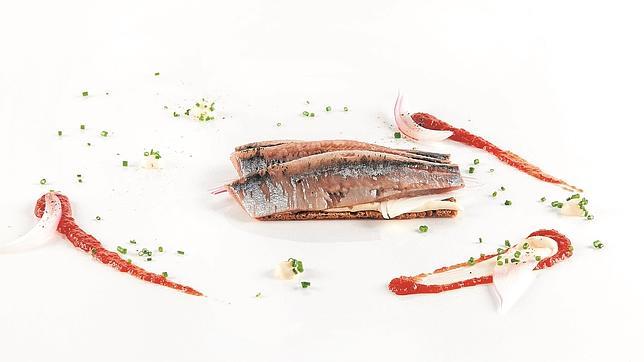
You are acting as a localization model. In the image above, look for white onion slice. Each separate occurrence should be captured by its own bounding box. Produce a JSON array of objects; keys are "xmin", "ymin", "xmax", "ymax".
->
[
  {"xmin": 394, "ymin": 93, "xmax": 453, "ymax": 142},
  {"xmin": 493, "ymin": 236, "xmax": 558, "ymax": 313},
  {"xmin": 0, "ymin": 193, "xmax": 62, "ymax": 252}
]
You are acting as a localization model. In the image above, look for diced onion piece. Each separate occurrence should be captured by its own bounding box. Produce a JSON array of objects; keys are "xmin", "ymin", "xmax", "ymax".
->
[
  {"xmin": 560, "ymin": 200, "xmax": 585, "ymax": 217},
  {"xmin": 394, "ymin": 93, "xmax": 452, "ymax": 142},
  {"xmin": 274, "ymin": 260, "xmax": 297, "ymax": 280}
]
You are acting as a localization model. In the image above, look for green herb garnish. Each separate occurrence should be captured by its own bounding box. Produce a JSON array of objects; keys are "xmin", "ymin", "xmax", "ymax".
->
[
  {"xmin": 592, "ymin": 240, "xmax": 604, "ymax": 249},
  {"xmin": 394, "ymin": 132, "xmax": 402, "ymax": 139},
  {"xmin": 504, "ymin": 200, "xmax": 512, "ymax": 206},
  {"xmin": 418, "ymin": 225, "xmax": 428, "ymax": 233},
  {"xmin": 473, "ymin": 159, "xmax": 480, "ymax": 165},
  {"xmin": 40, "ymin": 178, "xmax": 47, "ymax": 185},
  {"xmin": 117, "ymin": 246, "xmax": 127, "ymax": 254},
  {"xmin": 122, "ymin": 160, "xmax": 128, "ymax": 167},
  {"xmin": 301, "ymin": 281, "xmax": 311, "ymax": 288},
  {"xmin": 468, "ymin": 167, "xmax": 475, "ymax": 174},
  {"xmin": 82, "ymin": 91, "xmax": 88, "ymax": 97},
  {"xmin": 325, "ymin": 106, "xmax": 331, "ymax": 112},
  {"xmin": 100, "ymin": 130, "xmax": 108, "ymax": 137}
]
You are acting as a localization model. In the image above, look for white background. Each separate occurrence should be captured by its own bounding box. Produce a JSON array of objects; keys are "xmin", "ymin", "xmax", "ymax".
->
[{"xmin": 0, "ymin": 1, "xmax": 641, "ymax": 361}]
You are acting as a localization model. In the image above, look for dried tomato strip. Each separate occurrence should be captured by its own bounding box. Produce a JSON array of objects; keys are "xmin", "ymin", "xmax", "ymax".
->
[
  {"xmin": 35, "ymin": 193, "xmax": 203, "ymax": 296},
  {"xmin": 411, "ymin": 112, "xmax": 582, "ymax": 192},
  {"xmin": 388, "ymin": 229, "xmax": 572, "ymax": 295}
]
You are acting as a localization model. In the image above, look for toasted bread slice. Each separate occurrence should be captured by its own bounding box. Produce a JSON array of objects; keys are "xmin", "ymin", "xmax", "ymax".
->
[{"xmin": 258, "ymin": 197, "xmax": 458, "ymax": 221}]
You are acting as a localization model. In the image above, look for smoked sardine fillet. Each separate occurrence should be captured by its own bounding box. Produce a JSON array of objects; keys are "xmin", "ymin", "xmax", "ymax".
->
[
  {"xmin": 231, "ymin": 140, "xmax": 451, "ymax": 177},
  {"xmin": 225, "ymin": 150, "xmax": 463, "ymax": 219}
]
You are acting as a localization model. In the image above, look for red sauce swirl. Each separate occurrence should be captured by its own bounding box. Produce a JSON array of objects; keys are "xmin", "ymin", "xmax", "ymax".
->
[
  {"xmin": 35, "ymin": 193, "xmax": 203, "ymax": 296},
  {"xmin": 388, "ymin": 229, "xmax": 572, "ymax": 295}
]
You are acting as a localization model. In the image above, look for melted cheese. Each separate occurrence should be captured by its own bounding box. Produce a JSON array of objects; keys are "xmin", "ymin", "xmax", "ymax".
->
[{"xmin": 324, "ymin": 195, "xmax": 461, "ymax": 219}]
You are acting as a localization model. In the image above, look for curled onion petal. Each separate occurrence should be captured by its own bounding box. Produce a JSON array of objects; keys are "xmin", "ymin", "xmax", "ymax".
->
[
  {"xmin": 394, "ymin": 93, "xmax": 452, "ymax": 142},
  {"xmin": 492, "ymin": 236, "xmax": 558, "ymax": 313},
  {"xmin": 0, "ymin": 192, "xmax": 61, "ymax": 252}
]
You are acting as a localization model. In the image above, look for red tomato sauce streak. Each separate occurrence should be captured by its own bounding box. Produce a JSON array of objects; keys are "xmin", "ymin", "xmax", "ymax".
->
[
  {"xmin": 35, "ymin": 193, "xmax": 203, "ymax": 296},
  {"xmin": 388, "ymin": 229, "xmax": 572, "ymax": 295},
  {"xmin": 411, "ymin": 112, "xmax": 582, "ymax": 192}
]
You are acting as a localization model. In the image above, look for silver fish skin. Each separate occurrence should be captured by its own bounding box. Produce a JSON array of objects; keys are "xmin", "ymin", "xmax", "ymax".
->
[
  {"xmin": 227, "ymin": 150, "xmax": 463, "ymax": 218},
  {"xmin": 230, "ymin": 140, "xmax": 451, "ymax": 177}
]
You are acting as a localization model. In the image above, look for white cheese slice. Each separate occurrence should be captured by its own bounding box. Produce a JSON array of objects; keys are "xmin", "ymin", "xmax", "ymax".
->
[{"xmin": 325, "ymin": 195, "xmax": 461, "ymax": 219}]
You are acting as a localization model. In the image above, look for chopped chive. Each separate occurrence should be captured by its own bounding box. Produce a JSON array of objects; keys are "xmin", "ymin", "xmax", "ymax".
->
[
  {"xmin": 87, "ymin": 142, "xmax": 91, "ymax": 146},
  {"xmin": 122, "ymin": 160, "xmax": 128, "ymax": 167},
  {"xmin": 40, "ymin": 178, "xmax": 47, "ymax": 185},
  {"xmin": 162, "ymin": 272, "xmax": 168, "ymax": 277},
  {"xmin": 117, "ymin": 246, "xmax": 127, "ymax": 254},
  {"xmin": 57, "ymin": 130, "xmax": 62, "ymax": 136},
  {"xmin": 158, "ymin": 246, "xmax": 164, "ymax": 252},
  {"xmin": 177, "ymin": 250, "xmax": 185, "ymax": 255},
  {"xmin": 255, "ymin": 292, "xmax": 262, "ymax": 298},
  {"xmin": 500, "ymin": 186, "xmax": 506, "ymax": 191},
  {"xmin": 504, "ymin": 240, "xmax": 511, "ymax": 247},
  {"xmin": 127, "ymin": 259, "xmax": 132, "ymax": 263},
  {"xmin": 467, "ymin": 257, "xmax": 475, "ymax": 265},
  {"xmin": 497, "ymin": 248, "xmax": 504, "ymax": 254},
  {"xmin": 100, "ymin": 130, "xmax": 108, "ymax": 137},
  {"xmin": 154, "ymin": 72, "xmax": 160, "ymax": 76},
  {"xmin": 587, "ymin": 214, "xmax": 594, "ymax": 220},
  {"xmin": 535, "ymin": 256, "xmax": 542, "ymax": 261},
  {"xmin": 146, "ymin": 257, "xmax": 152, "ymax": 261},
  {"xmin": 504, "ymin": 200, "xmax": 512, "ymax": 206},
  {"xmin": 418, "ymin": 225, "xmax": 428, "ymax": 233},
  {"xmin": 489, "ymin": 168, "xmax": 495, "ymax": 172},
  {"xmin": 276, "ymin": 122, "xmax": 282, "ymax": 127},
  {"xmin": 478, "ymin": 237, "xmax": 483, "ymax": 243},
  {"xmin": 301, "ymin": 281, "xmax": 311, "ymax": 288},
  {"xmin": 173, "ymin": 111, "xmax": 180, "ymax": 117},
  {"xmin": 82, "ymin": 91, "xmax": 88, "ymax": 97},
  {"xmin": 309, "ymin": 112, "xmax": 315, "ymax": 117},
  {"xmin": 514, "ymin": 251, "xmax": 521, "ymax": 258},
  {"xmin": 540, "ymin": 196, "xmax": 546, "ymax": 202},
  {"xmin": 592, "ymin": 240, "xmax": 604, "ymax": 249},
  {"xmin": 91, "ymin": 248, "xmax": 97, "ymax": 255},
  {"xmin": 95, "ymin": 216, "xmax": 101, "ymax": 221},
  {"xmin": 394, "ymin": 132, "xmax": 402, "ymax": 139},
  {"xmin": 505, "ymin": 258, "xmax": 509, "ymax": 264},
  {"xmin": 343, "ymin": 106, "xmax": 349, "ymax": 111},
  {"xmin": 468, "ymin": 167, "xmax": 475, "ymax": 174},
  {"xmin": 492, "ymin": 191, "xmax": 497, "ymax": 197},
  {"xmin": 473, "ymin": 159, "xmax": 480, "ymax": 165},
  {"xmin": 511, "ymin": 258, "xmax": 519, "ymax": 263},
  {"xmin": 302, "ymin": 111, "xmax": 309, "ymax": 116},
  {"xmin": 129, "ymin": 239, "xmax": 136, "ymax": 244},
  {"xmin": 497, "ymin": 260, "xmax": 504, "ymax": 266},
  {"xmin": 80, "ymin": 124, "xmax": 85, "ymax": 130},
  {"xmin": 325, "ymin": 106, "xmax": 331, "ymax": 112},
  {"xmin": 522, "ymin": 242, "xmax": 529, "ymax": 249}
]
